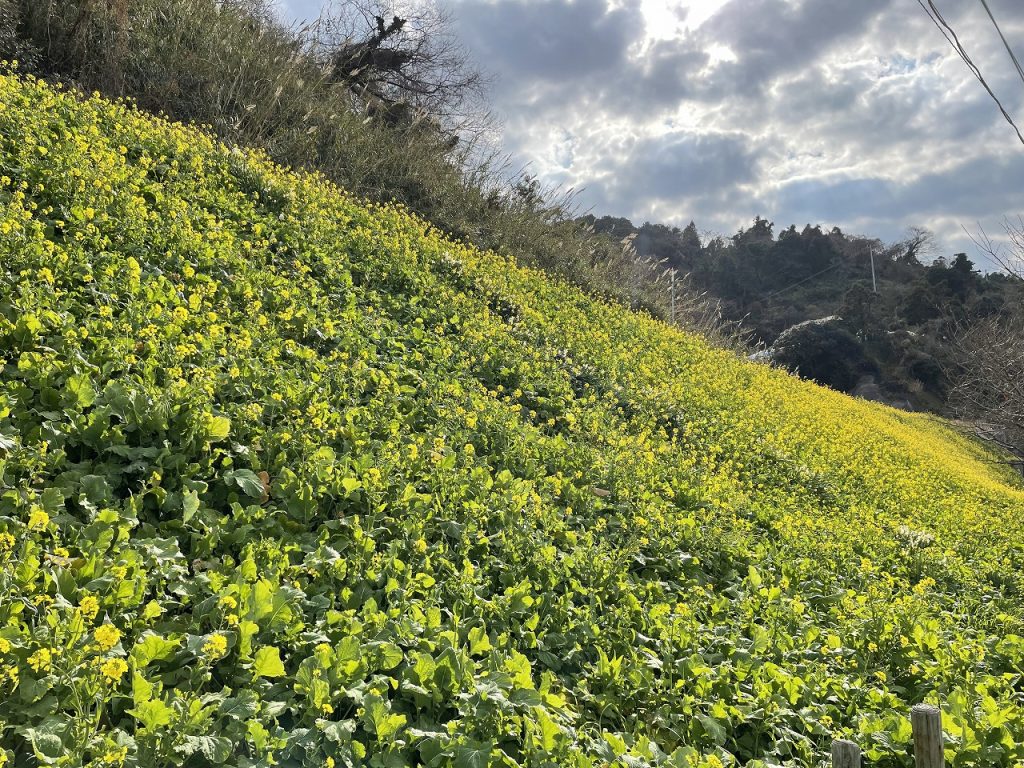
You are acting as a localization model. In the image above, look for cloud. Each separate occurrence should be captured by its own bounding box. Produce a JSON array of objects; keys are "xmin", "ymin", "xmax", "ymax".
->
[
  {"xmin": 282, "ymin": 0, "xmax": 1024, "ymax": 268},
  {"xmin": 453, "ymin": 0, "xmax": 645, "ymax": 86}
]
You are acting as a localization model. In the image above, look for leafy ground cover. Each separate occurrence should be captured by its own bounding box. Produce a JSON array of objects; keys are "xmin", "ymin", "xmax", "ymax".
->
[{"xmin": 1, "ymin": 72, "xmax": 1023, "ymax": 767}]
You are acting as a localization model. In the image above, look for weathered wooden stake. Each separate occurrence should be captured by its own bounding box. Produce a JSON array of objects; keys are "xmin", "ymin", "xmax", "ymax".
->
[
  {"xmin": 831, "ymin": 738, "xmax": 861, "ymax": 768},
  {"xmin": 911, "ymin": 703, "xmax": 944, "ymax": 768}
]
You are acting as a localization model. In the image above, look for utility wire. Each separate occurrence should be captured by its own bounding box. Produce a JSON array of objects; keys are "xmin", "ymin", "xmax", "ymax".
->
[
  {"xmin": 917, "ymin": 0, "xmax": 1024, "ymax": 146},
  {"xmin": 762, "ymin": 260, "xmax": 843, "ymax": 303},
  {"xmin": 978, "ymin": 0, "xmax": 1024, "ymax": 87}
]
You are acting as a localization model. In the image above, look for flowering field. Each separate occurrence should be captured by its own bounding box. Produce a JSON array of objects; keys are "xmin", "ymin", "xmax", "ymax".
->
[{"xmin": 0, "ymin": 72, "xmax": 1023, "ymax": 767}]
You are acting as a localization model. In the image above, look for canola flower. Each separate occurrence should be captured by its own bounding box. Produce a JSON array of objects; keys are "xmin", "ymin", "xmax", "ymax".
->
[
  {"xmin": 27, "ymin": 648, "xmax": 51, "ymax": 674},
  {"xmin": 94, "ymin": 624, "xmax": 120, "ymax": 652},
  {"xmin": 0, "ymin": 71, "xmax": 1022, "ymax": 767},
  {"xmin": 203, "ymin": 633, "xmax": 228, "ymax": 660},
  {"xmin": 100, "ymin": 658, "xmax": 128, "ymax": 685},
  {"xmin": 78, "ymin": 594, "xmax": 100, "ymax": 621},
  {"xmin": 27, "ymin": 508, "xmax": 49, "ymax": 530}
]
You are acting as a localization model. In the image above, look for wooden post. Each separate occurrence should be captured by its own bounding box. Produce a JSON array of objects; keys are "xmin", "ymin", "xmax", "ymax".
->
[
  {"xmin": 831, "ymin": 739, "xmax": 860, "ymax": 768},
  {"xmin": 911, "ymin": 703, "xmax": 944, "ymax": 768}
]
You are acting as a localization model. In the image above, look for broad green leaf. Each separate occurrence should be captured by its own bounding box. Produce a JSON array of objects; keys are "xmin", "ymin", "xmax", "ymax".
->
[
  {"xmin": 220, "ymin": 690, "xmax": 259, "ymax": 720},
  {"xmin": 205, "ymin": 414, "xmax": 231, "ymax": 441},
  {"xmin": 132, "ymin": 671, "xmax": 153, "ymax": 707},
  {"xmin": 375, "ymin": 642, "xmax": 403, "ymax": 671},
  {"xmin": 131, "ymin": 633, "xmax": 181, "ymax": 668},
  {"xmin": 453, "ymin": 741, "xmax": 493, "ymax": 768},
  {"xmin": 23, "ymin": 728, "xmax": 64, "ymax": 759},
  {"xmin": 361, "ymin": 693, "xmax": 407, "ymax": 741},
  {"xmin": 65, "ymin": 374, "xmax": 96, "ymax": 408},
  {"xmin": 321, "ymin": 719, "xmax": 356, "ymax": 743},
  {"xmin": 177, "ymin": 735, "xmax": 232, "ymax": 763},
  {"xmin": 253, "ymin": 645, "xmax": 286, "ymax": 678},
  {"xmin": 467, "ymin": 626, "xmax": 492, "ymax": 656},
  {"xmin": 182, "ymin": 489, "xmax": 200, "ymax": 523},
  {"xmin": 129, "ymin": 699, "xmax": 175, "ymax": 729},
  {"xmin": 238, "ymin": 620, "xmax": 259, "ymax": 658},
  {"xmin": 226, "ymin": 469, "xmax": 265, "ymax": 498}
]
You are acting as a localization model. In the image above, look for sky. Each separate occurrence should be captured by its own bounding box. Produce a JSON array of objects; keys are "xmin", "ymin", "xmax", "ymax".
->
[{"xmin": 279, "ymin": 0, "xmax": 1024, "ymax": 268}]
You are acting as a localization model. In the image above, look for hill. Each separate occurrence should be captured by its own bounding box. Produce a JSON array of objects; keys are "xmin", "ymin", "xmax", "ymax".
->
[
  {"xmin": 2, "ymin": 73, "xmax": 1024, "ymax": 767},
  {"xmin": 584, "ymin": 215, "xmax": 1024, "ymax": 413}
]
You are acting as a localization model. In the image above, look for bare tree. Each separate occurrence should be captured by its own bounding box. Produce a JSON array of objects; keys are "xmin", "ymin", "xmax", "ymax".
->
[
  {"xmin": 304, "ymin": 0, "xmax": 488, "ymax": 132},
  {"xmin": 900, "ymin": 226, "xmax": 937, "ymax": 265},
  {"xmin": 948, "ymin": 312, "xmax": 1024, "ymax": 465},
  {"xmin": 968, "ymin": 216, "xmax": 1024, "ymax": 279}
]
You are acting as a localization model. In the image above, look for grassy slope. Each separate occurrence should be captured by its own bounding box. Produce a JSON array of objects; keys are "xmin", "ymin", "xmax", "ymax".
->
[{"xmin": 1, "ymin": 73, "xmax": 1023, "ymax": 767}]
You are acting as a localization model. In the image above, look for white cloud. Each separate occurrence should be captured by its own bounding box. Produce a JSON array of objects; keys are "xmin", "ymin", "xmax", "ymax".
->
[{"xmin": 284, "ymin": 0, "xmax": 1024, "ymax": 267}]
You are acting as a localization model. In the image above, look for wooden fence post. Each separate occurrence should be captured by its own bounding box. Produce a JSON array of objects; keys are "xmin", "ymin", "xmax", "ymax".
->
[
  {"xmin": 831, "ymin": 738, "xmax": 861, "ymax": 768},
  {"xmin": 911, "ymin": 703, "xmax": 944, "ymax": 768}
]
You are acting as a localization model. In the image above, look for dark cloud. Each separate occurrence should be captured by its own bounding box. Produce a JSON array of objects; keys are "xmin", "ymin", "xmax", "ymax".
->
[
  {"xmin": 696, "ymin": 0, "xmax": 893, "ymax": 97},
  {"xmin": 595, "ymin": 131, "xmax": 762, "ymax": 207},
  {"xmin": 453, "ymin": 0, "xmax": 644, "ymax": 86},
  {"xmin": 281, "ymin": 0, "xmax": 1024, "ymax": 267}
]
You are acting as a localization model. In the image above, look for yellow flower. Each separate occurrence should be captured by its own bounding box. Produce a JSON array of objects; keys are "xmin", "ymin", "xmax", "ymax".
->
[
  {"xmin": 226, "ymin": 613, "xmax": 239, "ymax": 626},
  {"xmin": 78, "ymin": 595, "xmax": 100, "ymax": 621},
  {"xmin": 27, "ymin": 508, "xmax": 49, "ymax": 530},
  {"xmin": 94, "ymin": 624, "xmax": 121, "ymax": 651},
  {"xmin": 101, "ymin": 746, "xmax": 128, "ymax": 765},
  {"xmin": 0, "ymin": 533, "xmax": 13, "ymax": 552},
  {"xmin": 219, "ymin": 595, "xmax": 238, "ymax": 610},
  {"xmin": 0, "ymin": 638, "xmax": 10, "ymax": 654},
  {"xmin": 203, "ymin": 632, "xmax": 228, "ymax": 659},
  {"xmin": 28, "ymin": 647, "xmax": 52, "ymax": 673},
  {"xmin": 111, "ymin": 565, "xmax": 128, "ymax": 579},
  {"xmin": 100, "ymin": 657, "xmax": 128, "ymax": 685}
]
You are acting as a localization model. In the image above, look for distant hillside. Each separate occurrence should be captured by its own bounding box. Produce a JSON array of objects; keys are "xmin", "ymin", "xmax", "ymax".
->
[
  {"xmin": 584, "ymin": 214, "xmax": 1024, "ymax": 411},
  {"xmin": 2, "ymin": 73, "xmax": 1024, "ymax": 766}
]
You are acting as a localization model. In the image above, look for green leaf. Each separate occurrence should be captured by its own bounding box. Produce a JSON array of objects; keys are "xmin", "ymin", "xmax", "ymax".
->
[
  {"xmin": 533, "ymin": 709, "xmax": 559, "ymax": 751},
  {"xmin": 453, "ymin": 741, "xmax": 493, "ymax": 768},
  {"xmin": 747, "ymin": 565, "xmax": 762, "ymax": 588},
  {"xmin": 238, "ymin": 620, "xmax": 259, "ymax": 658},
  {"xmin": 226, "ymin": 469, "xmax": 265, "ymax": 498},
  {"xmin": 205, "ymin": 414, "xmax": 231, "ymax": 441},
  {"xmin": 697, "ymin": 713, "xmax": 727, "ymax": 745},
  {"xmin": 375, "ymin": 641, "xmax": 403, "ymax": 671},
  {"xmin": 182, "ymin": 489, "xmax": 200, "ymax": 523},
  {"xmin": 129, "ymin": 699, "xmax": 175, "ymax": 729},
  {"xmin": 253, "ymin": 645, "xmax": 286, "ymax": 678},
  {"xmin": 321, "ymin": 719, "xmax": 357, "ymax": 743},
  {"xmin": 131, "ymin": 633, "xmax": 181, "ymax": 668},
  {"xmin": 220, "ymin": 690, "xmax": 259, "ymax": 720},
  {"xmin": 65, "ymin": 374, "xmax": 96, "ymax": 408},
  {"xmin": 467, "ymin": 626, "xmax": 492, "ymax": 656},
  {"xmin": 177, "ymin": 735, "xmax": 232, "ymax": 763},
  {"xmin": 24, "ymin": 729, "xmax": 64, "ymax": 759},
  {"xmin": 361, "ymin": 693, "xmax": 407, "ymax": 741},
  {"xmin": 132, "ymin": 671, "xmax": 153, "ymax": 707}
]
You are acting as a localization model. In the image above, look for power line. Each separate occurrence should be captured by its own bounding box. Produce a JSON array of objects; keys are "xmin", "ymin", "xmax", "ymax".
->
[
  {"xmin": 978, "ymin": 0, "xmax": 1024, "ymax": 87},
  {"xmin": 917, "ymin": 0, "xmax": 1024, "ymax": 146},
  {"xmin": 762, "ymin": 260, "xmax": 843, "ymax": 303}
]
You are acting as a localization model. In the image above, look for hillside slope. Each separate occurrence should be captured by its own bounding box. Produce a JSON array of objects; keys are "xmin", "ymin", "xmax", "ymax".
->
[{"xmin": 1, "ymin": 74, "xmax": 1023, "ymax": 767}]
